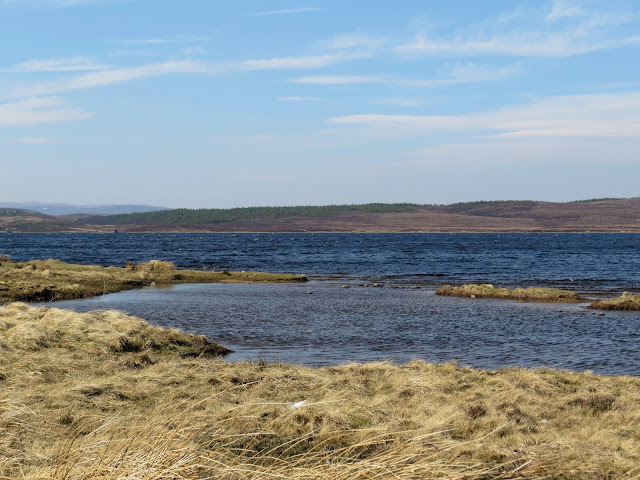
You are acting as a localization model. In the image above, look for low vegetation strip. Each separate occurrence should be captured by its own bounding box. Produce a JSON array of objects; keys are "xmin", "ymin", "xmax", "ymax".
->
[
  {"xmin": 0, "ymin": 257, "xmax": 307, "ymax": 302},
  {"xmin": 588, "ymin": 292, "xmax": 640, "ymax": 311},
  {"xmin": 1, "ymin": 303, "xmax": 638, "ymax": 479},
  {"xmin": 79, "ymin": 203, "xmax": 419, "ymax": 225},
  {"xmin": 436, "ymin": 284, "xmax": 588, "ymax": 302}
]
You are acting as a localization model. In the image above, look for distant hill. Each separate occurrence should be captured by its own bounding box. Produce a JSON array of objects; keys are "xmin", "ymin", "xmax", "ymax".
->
[
  {"xmin": 2, "ymin": 199, "xmax": 640, "ymax": 233},
  {"xmin": 0, "ymin": 202, "xmax": 168, "ymax": 216}
]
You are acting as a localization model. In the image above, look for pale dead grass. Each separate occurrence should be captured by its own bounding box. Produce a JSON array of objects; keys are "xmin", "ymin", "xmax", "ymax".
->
[
  {"xmin": 1, "ymin": 303, "xmax": 639, "ymax": 479},
  {"xmin": 588, "ymin": 292, "xmax": 640, "ymax": 311},
  {"xmin": 436, "ymin": 284, "xmax": 588, "ymax": 302},
  {"xmin": 0, "ymin": 259, "xmax": 307, "ymax": 303}
]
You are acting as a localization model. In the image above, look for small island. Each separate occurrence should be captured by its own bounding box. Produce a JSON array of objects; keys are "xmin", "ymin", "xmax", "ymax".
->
[{"xmin": 436, "ymin": 283, "xmax": 640, "ymax": 310}]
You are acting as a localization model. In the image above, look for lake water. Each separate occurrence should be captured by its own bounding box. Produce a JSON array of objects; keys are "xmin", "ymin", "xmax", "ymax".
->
[{"xmin": 2, "ymin": 233, "xmax": 639, "ymax": 375}]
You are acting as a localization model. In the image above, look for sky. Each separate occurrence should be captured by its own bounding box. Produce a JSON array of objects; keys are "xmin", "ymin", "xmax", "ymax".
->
[{"xmin": 1, "ymin": 0, "xmax": 639, "ymax": 208}]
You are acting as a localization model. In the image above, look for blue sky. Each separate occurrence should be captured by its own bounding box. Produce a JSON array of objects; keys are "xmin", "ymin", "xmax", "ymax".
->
[{"xmin": 1, "ymin": 0, "xmax": 639, "ymax": 208}]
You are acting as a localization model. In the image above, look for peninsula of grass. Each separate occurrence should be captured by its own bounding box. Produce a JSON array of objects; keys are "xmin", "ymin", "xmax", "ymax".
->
[
  {"xmin": 588, "ymin": 292, "xmax": 640, "ymax": 311},
  {"xmin": 1, "ymin": 303, "xmax": 638, "ymax": 479},
  {"xmin": 436, "ymin": 283, "xmax": 588, "ymax": 303},
  {"xmin": 0, "ymin": 257, "xmax": 307, "ymax": 303}
]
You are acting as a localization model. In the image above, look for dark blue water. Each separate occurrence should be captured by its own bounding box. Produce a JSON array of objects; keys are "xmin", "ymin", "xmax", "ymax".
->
[
  {"xmin": 2, "ymin": 233, "xmax": 640, "ymax": 294},
  {"xmin": 2, "ymin": 233, "xmax": 640, "ymax": 375}
]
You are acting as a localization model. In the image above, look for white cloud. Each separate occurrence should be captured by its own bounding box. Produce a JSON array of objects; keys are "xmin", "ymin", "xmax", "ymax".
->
[
  {"xmin": 6, "ymin": 61, "xmax": 216, "ymax": 99},
  {"xmin": 397, "ymin": 2, "xmax": 639, "ymax": 57},
  {"xmin": 250, "ymin": 7, "xmax": 324, "ymax": 17},
  {"xmin": 237, "ymin": 52, "xmax": 370, "ymax": 71},
  {"xmin": 4, "ymin": 56, "xmax": 110, "ymax": 73},
  {"xmin": 12, "ymin": 136, "xmax": 54, "ymax": 144},
  {"xmin": 320, "ymin": 33, "xmax": 387, "ymax": 51},
  {"xmin": 5, "ymin": 52, "xmax": 368, "ymax": 100},
  {"xmin": 115, "ymin": 36, "xmax": 208, "ymax": 45},
  {"xmin": 327, "ymin": 90, "xmax": 640, "ymax": 140},
  {"xmin": 546, "ymin": 0, "xmax": 585, "ymax": 21},
  {"xmin": 0, "ymin": 97, "xmax": 93, "ymax": 127},
  {"xmin": 376, "ymin": 98, "xmax": 425, "ymax": 107},
  {"xmin": 290, "ymin": 75, "xmax": 383, "ymax": 85},
  {"xmin": 276, "ymin": 96, "xmax": 325, "ymax": 103},
  {"xmin": 290, "ymin": 63, "xmax": 518, "ymax": 86}
]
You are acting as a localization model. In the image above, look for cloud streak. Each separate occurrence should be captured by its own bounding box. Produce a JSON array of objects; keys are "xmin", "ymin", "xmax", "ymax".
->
[
  {"xmin": 327, "ymin": 90, "xmax": 640, "ymax": 139},
  {"xmin": 290, "ymin": 63, "xmax": 519, "ymax": 86},
  {"xmin": 0, "ymin": 97, "xmax": 93, "ymax": 127},
  {"xmin": 249, "ymin": 7, "xmax": 323, "ymax": 17},
  {"xmin": 397, "ymin": 1, "xmax": 640, "ymax": 57},
  {"xmin": 4, "ymin": 56, "xmax": 110, "ymax": 73},
  {"xmin": 6, "ymin": 52, "xmax": 369, "ymax": 100}
]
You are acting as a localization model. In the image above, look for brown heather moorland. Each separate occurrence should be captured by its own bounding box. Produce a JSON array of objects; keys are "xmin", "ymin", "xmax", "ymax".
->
[
  {"xmin": 1, "ymin": 303, "xmax": 639, "ymax": 479},
  {"xmin": 3, "ymin": 199, "xmax": 640, "ymax": 232}
]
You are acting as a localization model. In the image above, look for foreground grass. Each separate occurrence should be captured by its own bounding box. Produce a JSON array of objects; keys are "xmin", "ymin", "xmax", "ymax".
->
[
  {"xmin": 0, "ymin": 258, "xmax": 307, "ymax": 302},
  {"xmin": 1, "ymin": 303, "xmax": 639, "ymax": 479},
  {"xmin": 436, "ymin": 284, "xmax": 587, "ymax": 303}
]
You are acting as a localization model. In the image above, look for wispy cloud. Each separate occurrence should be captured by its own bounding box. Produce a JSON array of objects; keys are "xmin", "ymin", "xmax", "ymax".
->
[
  {"xmin": 376, "ymin": 98, "xmax": 426, "ymax": 107},
  {"xmin": 327, "ymin": 90, "xmax": 640, "ymax": 139},
  {"xmin": 111, "ymin": 35, "xmax": 208, "ymax": 45},
  {"xmin": 249, "ymin": 7, "xmax": 323, "ymax": 17},
  {"xmin": 3, "ymin": 56, "xmax": 110, "ymax": 73},
  {"xmin": 290, "ymin": 75, "xmax": 382, "ymax": 85},
  {"xmin": 290, "ymin": 63, "xmax": 518, "ymax": 86},
  {"xmin": 237, "ymin": 52, "xmax": 370, "ymax": 71},
  {"xmin": 319, "ymin": 33, "xmax": 387, "ymax": 51},
  {"xmin": 276, "ymin": 96, "xmax": 323, "ymax": 102},
  {"xmin": 6, "ymin": 52, "xmax": 368, "ymax": 100},
  {"xmin": 397, "ymin": 1, "xmax": 640, "ymax": 57},
  {"xmin": 12, "ymin": 136, "xmax": 54, "ymax": 144},
  {"xmin": 0, "ymin": 97, "xmax": 93, "ymax": 127},
  {"xmin": 6, "ymin": 61, "xmax": 215, "ymax": 99}
]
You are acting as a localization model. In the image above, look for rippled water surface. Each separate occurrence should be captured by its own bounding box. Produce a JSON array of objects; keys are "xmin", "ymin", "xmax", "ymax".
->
[
  {"xmin": 3, "ymin": 232, "xmax": 640, "ymax": 293},
  {"xmin": 54, "ymin": 282, "xmax": 640, "ymax": 376},
  {"xmin": 4, "ymin": 233, "xmax": 640, "ymax": 374}
]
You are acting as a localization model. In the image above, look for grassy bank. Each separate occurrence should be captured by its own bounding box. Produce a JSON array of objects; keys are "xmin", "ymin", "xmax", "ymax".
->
[
  {"xmin": 588, "ymin": 292, "xmax": 640, "ymax": 311},
  {"xmin": 0, "ymin": 257, "xmax": 307, "ymax": 303},
  {"xmin": 436, "ymin": 284, "xmax": 587, "ymax": 302},
  {"xmin": 1, "ymin": 303, "xmax": 639, "ymax": 479}
]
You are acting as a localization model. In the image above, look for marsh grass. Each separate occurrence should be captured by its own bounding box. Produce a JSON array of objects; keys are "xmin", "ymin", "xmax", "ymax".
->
[
  {"xmin": 436, "ymin": 284, "xmax": 588, "ymax": 302},
  {"xmin": 588, "ymin": 292, "xmax": 640, "ymax": 311},
  {"xmin": 1, "ymin": 303, "xmax": 639, "ymax": 479},
  {"xmin": 0, "ymin": 258, "xmax": 307, "ymax": 303}
]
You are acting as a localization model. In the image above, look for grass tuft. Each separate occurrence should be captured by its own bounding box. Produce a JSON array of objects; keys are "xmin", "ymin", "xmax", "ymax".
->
[
  {"xmin": 588, "ymin": 291, "xmax": 640, "ymax": 311},
  {"xmin": 436, "ymin": 284, "xmax": 587, "ymax": 302}
]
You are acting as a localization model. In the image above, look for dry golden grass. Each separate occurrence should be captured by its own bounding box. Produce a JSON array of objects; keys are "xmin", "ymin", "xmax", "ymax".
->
[
  {"xmin": 1, "ymin": 303, "xmax": 639, "ymax": 479},
  {"xmin": 436, "ymin": 284, "xmax": 588, "ymax": 302},
  {"xmin": 0, "ymin": 258, "xmax": 307, "ymax": 302},
  {"xmin": 588, "ymin": 292, "xmax": 640, "ymax": 311}
]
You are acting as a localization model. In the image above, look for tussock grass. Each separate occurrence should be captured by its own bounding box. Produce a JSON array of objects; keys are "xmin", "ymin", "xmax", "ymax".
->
[
  {"xmin": 1, "ymin": 303, "xmax": 639, "ymax": 479},
  {"xmin": 588, "ymin": 291, "xmax": 640, "ymax": 311},
  {"xmin": 436, "ymin": 284, "xmax": 588, "ymax": 302},
  {"xmin": 0, "ymin": 258, "xmax": 307, "ymax": 303}
]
